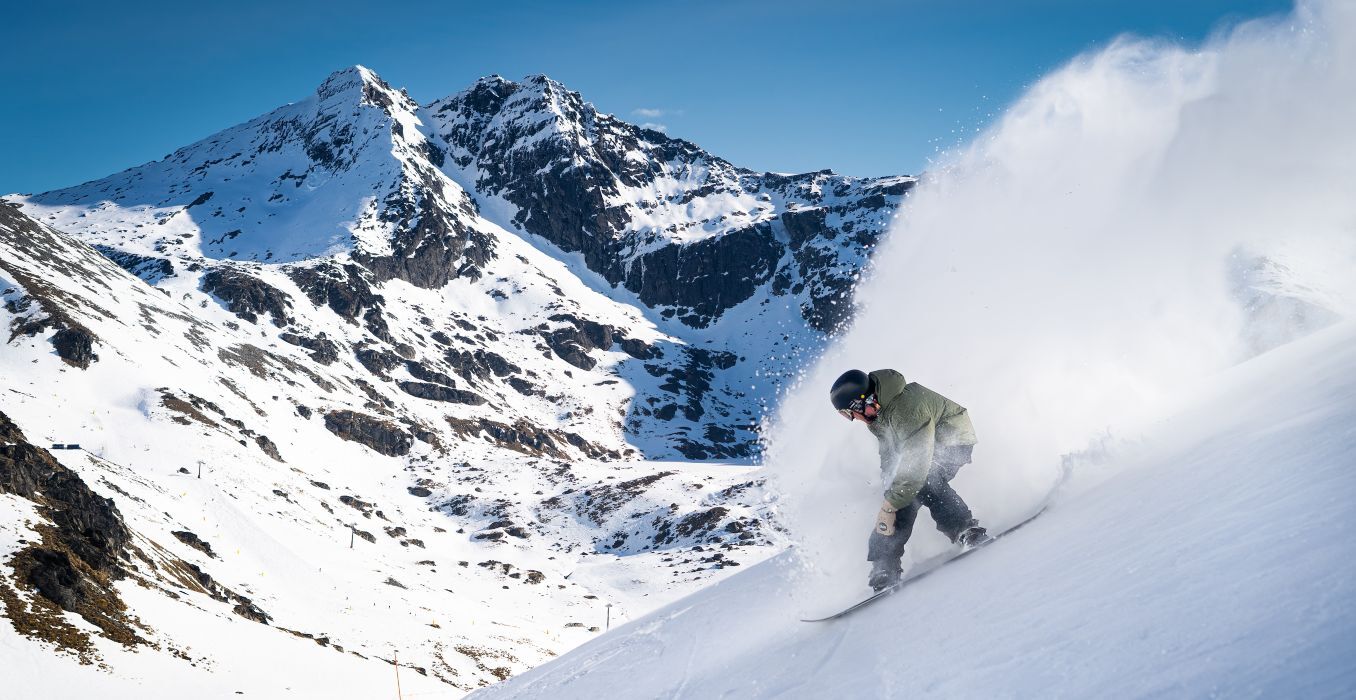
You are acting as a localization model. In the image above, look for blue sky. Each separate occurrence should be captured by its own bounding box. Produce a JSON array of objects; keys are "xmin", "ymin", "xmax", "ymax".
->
[{"xmin": 1, "ymin": 0, "xmax": 1292, "ymax": 195}]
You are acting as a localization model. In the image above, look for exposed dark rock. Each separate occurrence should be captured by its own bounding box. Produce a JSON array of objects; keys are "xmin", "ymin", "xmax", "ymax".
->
[
  {"xmin": 398, "ymin": 381, "xmax": 486, "ymax": 405},
  {"xmin": 619, "ymin": 336, "xmax": 659, "ymax": 360},
  {"xmin": 20, "ymin": 548, "xmax": 85, "ymax": 610},
  {"xmin": 547, "ymin": 314, "xmax": 613, "ymax": 349},
  {"xmin": 406, "ymin": 421, "xmax": 441, "ymax": 447},
  {"xmin": 159, "ymin": 391, "xmax": 221, "ymax": 428},
  {"xmin": 51, "ymin": 327, "xmax": 98, "ymax": 368},
  {"xmin": 672, "ymin": 437, "xmax": 756, "ymax": 461},
  {"xmin": 625, "ymin": 223, "xmax": 780, "ymax": 328},
  {"xmin": 351, "ymin": 377, "xmax": 394, "ymax": 409},
  {"xmin": 0, "ymin": 211, "xmax": 107, "ymax": 369},
  {"xmin": 441, "ymin": 494, "xmax": 475, "ymax": 516},
  {"xmin": 404, "ymin": 359, "xmax": 458, "ymax": 387},
  {"xmin": 279, "ymin": 332, "xmax": 340, "ymax": 365},
  {"xmin": 576, "ymin": 472, "xmax": 675, "ymax": 525},
  {"xmin": 539, "ymin": 314, "xmax": 620, "ymax": 370},
  {"xmin": 443, "ymin": 347, "xmax": 521, "ymax": 382},
  {"xmin": 0, "ymin": 413, "xmax": 130, "ymax": 575},
  {"xmin": 507, "ymin": 377, "xmax": 542, "ymax": 396},
  {"xmin": 232, "ymin": 599, "xmax": 271, "ymax": 624},
  {"xmin": 780, "ymin": 207, "xmax": 829, "ymax": 251},
  {"xmin": 171, "ymin": 530, "xmax": 217, "ymax": 558},
  {"xmin": 323, "ymin": 410, "xmax": 413, "ymax": 457},
  {"xmin": 675, "ymin": 506, "xmax": 729, "ymax": 538},
  {"xmin": 355, "ymin": 189, "xmax": 496, "ymax": 289},
  {"xmin": 446, "ymin": 417, "xmax": 620, "ymax": 461},
  {"xmin": 355, "ymin": 346, "xmax": 403, "ymax": 376},
  {"xmin": 652, "ymin": 506, "xmax": 733, "ymax": 547},
  {"xmin": 0, "ymin": 410, "xmax": 142, "ymax": 654},
  {"xmin": 288, "ymin": 262, "xmax": 383, "ymax": 323},
  {"xmin": 639, "ymin": 347, "xmax": 747, "ymax": 454},
  {"xmin": 544, "ymin": 332, "xmax": 595, "ymax": 370},
  {"xmin": 92, "ymin": 246, "xmax": 174, "ymax": 284},
  {"xmin": 363, "ymin": 306, "xmax": 395, "ymax": 343},
  {"xmin": 201, "ymin": 267, "xmax": 293, "ymax": 327},
  {"xmin": 254, "ymin": 434, "xmax": 284, "ymax": 462},
  {"xmin": 340, "ymin": 495, "xmax": 375, "ymax": 513},
  {"xmin": 703, "ymin": 424, "xmax": 736, "ymax": 444},
  {"xmin": 407, "ymin": 486, "xmax": 432, "ymax": 497}
]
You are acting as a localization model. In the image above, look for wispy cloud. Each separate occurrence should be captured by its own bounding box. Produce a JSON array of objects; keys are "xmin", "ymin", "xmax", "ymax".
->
[
  {"xmin": 632, "ymin": 108, "xmax": 665, "ymax": 118},
  {"xmin": 639, "ymin": 122, "xmax": 668, "ymax": 132}
]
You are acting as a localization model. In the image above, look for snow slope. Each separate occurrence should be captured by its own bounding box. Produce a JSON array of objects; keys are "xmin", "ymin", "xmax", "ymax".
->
[
  {"xmin": 473, "ymin": 2, "xmax": 1356, "ymax": 697},
  {"xmin": 473, "ymin": 318, "xmax": 1356, "ymax": 699}
]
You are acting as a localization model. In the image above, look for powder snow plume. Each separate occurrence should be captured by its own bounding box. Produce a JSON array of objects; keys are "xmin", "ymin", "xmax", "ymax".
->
[{"xmin": 765, "ymin": 0, "xmax": 1356, "ymax": 597}]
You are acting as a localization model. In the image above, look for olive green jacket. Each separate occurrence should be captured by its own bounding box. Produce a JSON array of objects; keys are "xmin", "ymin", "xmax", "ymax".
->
[{"xmin": 866, "ymin": 369, "xmax": 977, "ymax": 509}]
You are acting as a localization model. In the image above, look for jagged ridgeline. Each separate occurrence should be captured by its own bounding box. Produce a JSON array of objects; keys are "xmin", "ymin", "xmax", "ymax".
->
[{"xmin": 6, "ymin": 66, "xmax": 911, "ymax": 460}]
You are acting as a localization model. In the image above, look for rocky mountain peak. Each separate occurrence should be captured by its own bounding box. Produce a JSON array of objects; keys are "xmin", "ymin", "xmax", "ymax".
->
[
  {"xmin": 314, "ymin": 64, "xmax": 418, "ymax": 119},
  {"xmin": 426, "ymin": 74, "xmax": 912, "ymax": 331}
]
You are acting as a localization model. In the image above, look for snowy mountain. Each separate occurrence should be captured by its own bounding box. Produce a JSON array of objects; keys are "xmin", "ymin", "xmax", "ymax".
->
[
  {"xmin": 0, "ymin": 66, "xmax": 909, "ymax": 694},
  {"xmin": 11, "ymin": 65, "xmax": 912, "ymax": 461},
  {"xmin": 426, "ymin": 74, "xmax": 912, "ymax": 331}
]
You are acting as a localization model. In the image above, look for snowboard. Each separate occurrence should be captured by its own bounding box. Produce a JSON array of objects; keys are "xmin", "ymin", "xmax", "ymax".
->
[{"xmin": 800, "ymin": 506, "xmax": 1047, "ymax": 623}]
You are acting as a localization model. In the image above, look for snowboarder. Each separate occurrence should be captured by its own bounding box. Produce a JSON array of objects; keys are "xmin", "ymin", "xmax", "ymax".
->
[{"xmin": 830, "ymin": 368, "xmax": 991, "ymax": 591}]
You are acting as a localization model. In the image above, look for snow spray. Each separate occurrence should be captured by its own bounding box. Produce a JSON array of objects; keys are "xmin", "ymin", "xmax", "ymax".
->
[{"xmin": 764, "ymin": 0, "xmax": 1356, "ymax": 601}]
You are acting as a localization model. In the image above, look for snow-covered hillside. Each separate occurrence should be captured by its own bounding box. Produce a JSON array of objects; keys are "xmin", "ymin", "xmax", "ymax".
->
[
  {"xmin": 0, "ymin": 200, "xmax": 780, "ymax": 696},
  {"xmin": 0, "ymin": 64, "xmax": 908, "ymax": 694},
  {"xmin": 474, "ymin": 320, "xmax": 1356, "ymax": 698}
]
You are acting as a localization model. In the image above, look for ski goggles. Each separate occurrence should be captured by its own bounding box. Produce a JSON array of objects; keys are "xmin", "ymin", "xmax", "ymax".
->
[{"xmin": 838, "ymin": 394, "xmax": 874, "ymax": 420}]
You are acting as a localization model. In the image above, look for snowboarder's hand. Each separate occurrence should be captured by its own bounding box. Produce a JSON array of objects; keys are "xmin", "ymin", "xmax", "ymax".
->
[{"xmin": 875, "ymin": 501, "xmax": 897, "ymax": 536}]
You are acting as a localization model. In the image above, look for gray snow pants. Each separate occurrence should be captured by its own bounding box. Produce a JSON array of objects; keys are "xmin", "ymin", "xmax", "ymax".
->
[{"xmin": 867, "ymin": 444, "xmax": 977, "ymax": 564}]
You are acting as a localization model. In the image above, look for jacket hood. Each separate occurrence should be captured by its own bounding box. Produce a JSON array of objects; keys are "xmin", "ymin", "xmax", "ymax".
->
[{"xmin": 870, "ymin": 369, "xmax": 908, "ymax": 408}]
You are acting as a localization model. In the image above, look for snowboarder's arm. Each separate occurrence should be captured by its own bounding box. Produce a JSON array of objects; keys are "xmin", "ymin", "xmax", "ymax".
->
[
  {"xmin": 881, "ymin": 418, "xmax": 935, "ymax": 510},
  {"xmin": 875, "ymin": 500, "xmax": 899, "ymax": 535}
]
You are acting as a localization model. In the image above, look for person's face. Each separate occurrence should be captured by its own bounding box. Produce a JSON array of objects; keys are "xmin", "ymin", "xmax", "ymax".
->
[{"xmin": 840, "ymin": 400, "xmax": 879, "ymax": 424}]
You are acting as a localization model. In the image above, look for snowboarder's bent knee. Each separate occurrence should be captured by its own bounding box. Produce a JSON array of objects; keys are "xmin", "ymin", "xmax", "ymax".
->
[{"xmin": 830, "ymin": 368, "xmax": 991, "ymax": 591}]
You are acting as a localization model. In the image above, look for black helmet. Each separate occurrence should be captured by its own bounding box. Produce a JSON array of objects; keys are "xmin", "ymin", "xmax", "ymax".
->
[{"xmin": 830, "ymin": 369, "xmax": 874, "ymax": 411}]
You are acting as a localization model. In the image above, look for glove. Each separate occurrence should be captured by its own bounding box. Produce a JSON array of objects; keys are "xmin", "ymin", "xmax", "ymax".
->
[{"xmin": 875, "ymin": 501, "xmax": 898, "ymax": 536}]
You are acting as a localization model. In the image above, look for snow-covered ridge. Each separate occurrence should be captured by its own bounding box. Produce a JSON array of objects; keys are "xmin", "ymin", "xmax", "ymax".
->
[{"xmin": 8, "ymin": 65, "xmax": 914, "ymax": 460}]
